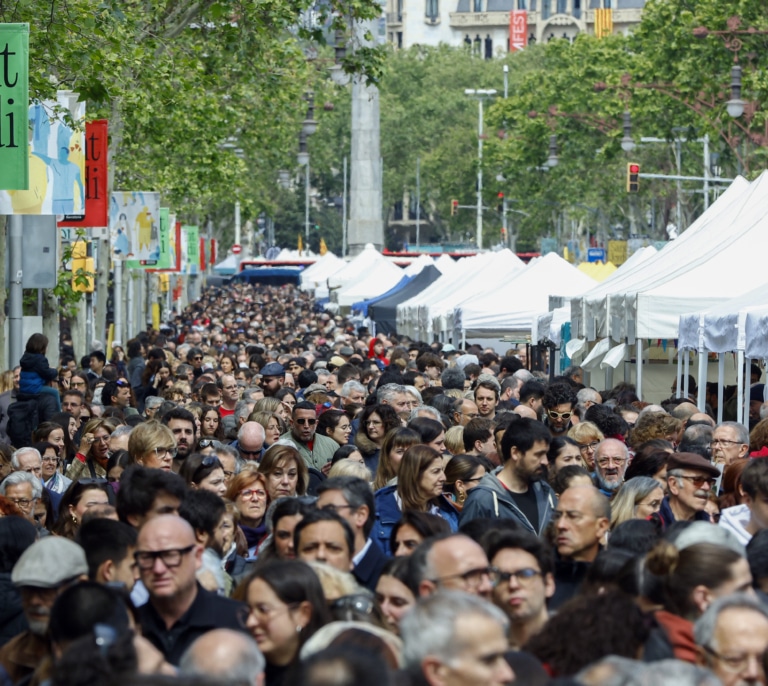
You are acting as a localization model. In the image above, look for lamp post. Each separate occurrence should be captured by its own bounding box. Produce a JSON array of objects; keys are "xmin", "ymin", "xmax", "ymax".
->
[
  {"xmin": 465, "ymin": 88, "xmax": 496, "ymax": 250},
  {"xmin": 296, "ymin": 91, "xmax": 317, "ymax": 248}
]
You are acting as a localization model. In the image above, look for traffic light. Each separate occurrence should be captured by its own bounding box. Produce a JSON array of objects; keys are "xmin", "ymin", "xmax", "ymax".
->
[
  {"xmin": 626, "ymin": 163, "xmax": 640, "ymax": 192},
  {"xmin": 497, "ymin": 192, "xmax": 504, "ymax": 213},
  {"xmin": 451, "ymin": 199, "xmax": 458, "ymax": 216}
]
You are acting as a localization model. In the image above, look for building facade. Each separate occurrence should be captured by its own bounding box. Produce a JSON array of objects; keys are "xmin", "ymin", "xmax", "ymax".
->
[{"xmin": 386, "ymin": 0, "xmax": 646, "ymax": 53}]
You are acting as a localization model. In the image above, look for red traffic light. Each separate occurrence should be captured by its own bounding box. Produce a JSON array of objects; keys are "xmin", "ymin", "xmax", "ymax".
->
[
  {"xmin": 628, "ymin": 164, "xmax": 640, "ymax": 174},
  {"xmin": 497, "ymin": 192, "xmax": 504, "ymax": 198}
]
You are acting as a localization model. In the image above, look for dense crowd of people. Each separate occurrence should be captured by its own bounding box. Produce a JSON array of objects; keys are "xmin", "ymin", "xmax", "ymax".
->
[{"xmin": 0, "ymin": 279, "xmax": 766, "ymax": 686}]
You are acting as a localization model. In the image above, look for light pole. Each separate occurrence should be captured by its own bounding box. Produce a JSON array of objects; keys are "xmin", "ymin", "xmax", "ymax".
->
[
  {"xmin": 297, "ymin": 92, "xmax": 317, "ymax": 248},
  {"xmin": 465, "ymin": 88, "xmax": 496, "ymax": 250}
]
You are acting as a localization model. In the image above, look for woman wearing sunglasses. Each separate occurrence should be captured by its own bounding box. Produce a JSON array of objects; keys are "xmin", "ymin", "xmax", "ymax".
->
[{"xmin": 179, "ymin": 453, "xmax": 227, "ymax": 497}]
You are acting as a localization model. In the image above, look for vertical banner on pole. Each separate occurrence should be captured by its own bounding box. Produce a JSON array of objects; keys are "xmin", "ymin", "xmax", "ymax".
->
[
  {"xmin": 0, "ymin": 24, "xmax": 29, "ymax": 192},
  {"xmin": 145, "ymin": 208, "xmax": 172, "ymax": 271},
  {"xmin": 183, "ymin": 226, "xmax": 200, "ymax": 276},
  {"xmin": 59, "ymin": 120, "xmax": 108, "ymax": 227},
  {"xmin": 199, "ymin": 237, "xmax": 206, "ymax": 272},
  {"xmin": 110, "ymin": 191, "xmax": 161, "ymax": 266},
  {"xmin": 209, "ymin": 239, "xmax": 216, "ymax": 265},
  {"xmin": 2, "ymin": 91, "xmax": 85, "ymax": 214},
  {"xmin": 509, "ymin": 10, "xmax": 527, "ymax": 52}
]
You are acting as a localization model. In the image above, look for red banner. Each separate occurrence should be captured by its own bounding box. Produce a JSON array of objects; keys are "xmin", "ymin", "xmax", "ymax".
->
[
  {"xmin": 209, "ymin": 238, "xmax": 216, "ymax": 265},
  {"xmin": 509, "ymin": 10, "xmax": 527, "ymax": 52},
  {"xmin": 59, "ymin": 120, "xmax": 108, "ymax": 227},
  {"xmin": 199, "ymin": 237, "xmax": 206, "ymax": 271}
]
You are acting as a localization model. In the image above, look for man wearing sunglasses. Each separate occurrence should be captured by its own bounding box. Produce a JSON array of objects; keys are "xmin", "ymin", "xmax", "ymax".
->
[
  {"xmin": 655, "ymin": 452, "xmax": 721, "ymax": 530},
  {"xmin": 280, "ymin": 401, "xmax": 338, "ymax": 471},
  {"xmin": 542, "ymin": 383, "xmax": 577, "ymax": 437}
]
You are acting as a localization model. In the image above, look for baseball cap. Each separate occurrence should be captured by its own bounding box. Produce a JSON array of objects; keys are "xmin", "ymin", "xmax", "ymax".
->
[{"xmin": 260, "ymin": 362, "xmax": 285, "ymax": 377}]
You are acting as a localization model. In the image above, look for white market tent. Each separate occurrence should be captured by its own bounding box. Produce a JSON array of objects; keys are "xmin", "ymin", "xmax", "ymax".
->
[
  {"xmin": 397, "ymin": 253, "xmax": 488, "ymax": 340},
  {"xmin": 577, "ymin": 176, "xmax": 750, "ymax": 343},
  {"xmin": 333, "ymin": 245, "xmax": 404, "ymax": 307},
  {"xmin": 454, "ymin": 252, "xmax": 596, "ymax": 343},
  {"xmin": 300, "ymin": 252, "xmax": 346, "ymax": 293},
  {"xmin": 328, "ymin": 244, "xmax": 387, "ymax": 292},
  {"xmin": 213, "ymin": 253, "xmax": 239, "ymax": 275}
]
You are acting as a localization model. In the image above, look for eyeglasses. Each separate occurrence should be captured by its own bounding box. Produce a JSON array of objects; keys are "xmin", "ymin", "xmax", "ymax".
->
[
  {"xmin": 7, "ymin": 498, "xmax": 33, "ymax": 508},
  {"xmin": 548, "ymin": 410, "xmax": 572, "ymax": 420},
  {"xmin": 42, "ymin": 456, "xmax": 60, "ymax": 464},
  {"xmin": 238, "ymin": 488, "xmax": 267, "ymax": 501},
  {"xmin": 579, "ymin": 441, "xmax": 600, "ymax": 453},
  {"xmin": 496, "ymin": 567, "xmax": 543, "ymax": 584},
  {"xmin": 462, "ymin": 412, "xmax": 480, "ymax": 419},
  {"xmin": 154, "ymin": 446, "xmax": 178, "ymax": 459},
  {"xmin": 295, "ymin": 418, "xmax": 316, "ymax": 426},
  {"xmin": 198, "ymin": 439, "xmax": 224, "ymax": 449},
  {"xmin": 701, "ymin": 645, "xmax": 765, "ymax": 673},
  {"xmin": 365, "ymin": 420, "xmax": 383, "ymax": 427},
  {"xmin": 330, "ymin": 594, "xmax": 376, "ymax": 617},
  {"xmin": 321, "ymin": 503, "xmax": 355, "ymax": 514},
  {"xmin": 193, "ymin": 456, "xmax": 222, "ymax": 480},
  {"xmin": 134, "ymin": 545, "xmax": 196, "ymax": 570},
  {"xmin": 676, "ymin": 474, "xmax": 717, "ymax": 488},
  {"xmin": 432, "ymin": 566, "xmax": 498, "ymax": 590},
  {"xmin": 239, "ymin": 447, "xmax": 263, "ymax": 458},
  {"xmin": 596, "ymin": 456, "xmax": 627, "ymax": 467},
  {"xmin": 711, "ymin": 439, "xmax": 745, "ymax": 447},
  {"xmin": 92, "ymin": 435, "xmax": 110, "ymax": 444}
]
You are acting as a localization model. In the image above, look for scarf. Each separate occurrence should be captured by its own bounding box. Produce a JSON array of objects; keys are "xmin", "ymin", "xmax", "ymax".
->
[{"xmin": 240, "ymin": 522, "xmax": 267, "ymax": 551}]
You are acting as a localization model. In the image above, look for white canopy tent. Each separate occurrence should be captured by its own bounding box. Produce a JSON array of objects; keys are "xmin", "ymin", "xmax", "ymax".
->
[
  {"xmin": 300, "ymin": 252, "xmax": 346, "ymax": 293},
  {"xmin": 328, "ymin": 244, "xmax": 389, "ymax": 292},
  {"xmin": 454, "ymin": 252, "xmax": 596, "ymax": 343},
  {"xmin": 334, "ymin": 259, "xmax": 404, "ymax": 307},
  {"xmin": 397, "ymin": 253, "xmax": 489, "ymax": 340}
]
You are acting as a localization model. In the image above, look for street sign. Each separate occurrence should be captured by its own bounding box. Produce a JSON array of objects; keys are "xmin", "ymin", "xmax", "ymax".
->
[
  {"xmin": 587, "ymin": 248, "xmax": 606, "ymax": 263},
  {"xmin": 232, "ymin": 244, "xmax": 242, "ymax": 254}
]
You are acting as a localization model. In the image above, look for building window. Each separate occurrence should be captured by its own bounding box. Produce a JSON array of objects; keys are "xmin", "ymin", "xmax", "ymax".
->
[
  {"xmin": 557, "ymin": 0, "xmax": 566, "ymax": 13},
  {"xmin": 517, "ymin": 0, "xmax": 526, "ymax": 8},
  {"xmin": 426, "ymin": 0, "xmax": 438, "ymax": 21},
  {"xmin": 473, "ymin": 0, "xmax": 482, "ymax": 11},
  {"xmin": 541, "ymin": 0, "xmax": 550, "ymax": 19},
  {"xmin": 397, "ymin": 0, "xmax": 403, "ymax": 20},
  {"xmin": 573, "ymin": 0, "xmax": 580, "ymax": 18}
]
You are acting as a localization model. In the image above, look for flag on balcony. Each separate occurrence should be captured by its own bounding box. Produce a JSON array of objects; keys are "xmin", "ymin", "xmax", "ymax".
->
[{"xmin": 594, "ymin": 8, "xmax": 613, "ymax": 38}]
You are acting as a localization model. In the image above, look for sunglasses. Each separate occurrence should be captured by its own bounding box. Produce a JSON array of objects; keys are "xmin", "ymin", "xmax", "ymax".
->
[
  {"xmin": 548, "ymin": 410, "xmax": 572, "ymax": 420},
  {"xmin": 295, "ymin": 418, "xmax": 316, "ymax": 426}
]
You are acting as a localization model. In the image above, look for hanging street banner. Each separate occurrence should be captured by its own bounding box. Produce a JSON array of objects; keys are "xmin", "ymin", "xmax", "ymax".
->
[
  {"xmin": 179, "ymin": 223, "xmax": 189, "ymax": 274},
  {"xmin": 1, "ymin": 91, "xmax": 85, "ymax": 214},
  {"xmin": 509, "ymin": 10, "xmax": 527, "ymax": 52},
  {"xmin": 110, "ymin": 191, "xmax": 161, "ymax": 267},
  {"xmin": 0, "ymin": 24, "xmax": 29, "ymax": 191},
  {"xmin": 145, "ymin": 208, "xmax": 173, "ymax": 271},
  {"xmin": 183, "ymin": 225, "xmax": 200, "ymax": 276},
  {"xmin": 59, "ymin": 119, "xmax": 108, "ymax": 227}
]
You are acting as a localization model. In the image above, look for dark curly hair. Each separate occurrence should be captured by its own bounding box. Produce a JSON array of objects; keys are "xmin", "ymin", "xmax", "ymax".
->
[
  {"xmin": 542, "ymin": 383, "xmax": 577, "ymax": 410},
  {"xmin": 584, "ymin": 403, "xmax": 629, "ymax": 438}
]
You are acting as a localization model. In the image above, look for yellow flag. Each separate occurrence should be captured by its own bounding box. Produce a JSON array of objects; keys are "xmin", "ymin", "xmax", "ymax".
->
[
  {"xmin": 595, "ymin": 8, "xmax": 613, "ymax": 38},
  {"xmin": 298, "ymin": 234, "xmax": 303, "ymax": 253},
  {"xmin": 319, "ymin": 238, "xmax": 328, "ymax": 255}
]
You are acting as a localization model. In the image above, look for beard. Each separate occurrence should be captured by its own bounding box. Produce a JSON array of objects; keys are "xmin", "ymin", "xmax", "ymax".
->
[{"xmin": 595, "ymin": 471, "xmax": 622, "ymax": 492}]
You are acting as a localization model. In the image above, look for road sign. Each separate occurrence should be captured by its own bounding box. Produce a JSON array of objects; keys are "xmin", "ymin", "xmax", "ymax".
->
[
  {"xmin": 587, "ymin": 248, "xmax": 606, "ymax": 263},
  {"xmin": 232, "ymin": 244, "xmax": 242, "ymax": 255}
]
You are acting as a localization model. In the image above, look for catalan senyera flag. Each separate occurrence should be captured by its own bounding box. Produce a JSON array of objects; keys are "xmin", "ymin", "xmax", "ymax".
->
[
  {"xmin": 594, "ymin": 8, "xmax": 613, "ymax": 38},
  {"xmin": 319, "ymin": 238, "xmax": 328, "ymax": 255}
]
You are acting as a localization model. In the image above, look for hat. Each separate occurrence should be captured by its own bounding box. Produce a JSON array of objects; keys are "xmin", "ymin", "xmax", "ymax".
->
[
  {"xmin": 455, "ymin": 354, "xmax": 479, "ymax": 371},
  {"xmin": 671, "ymin": 521, "xmax": 745, "ymax": 557},
  {"xmin": 304, "ymin": 383, "xmax": 328, "ymax": 395},
  {"xmin": 12, "ymin": 538, "xmax": 88, "ymax": 588},
  {"xmin": 328, "ymin": 356, "xmax": 346, "ymax": 368},
  {"xmin": 260, "ymin": 362, "xmax": 285, "ymax": 377},
  {"xmin": 339, "ymin": 346, "xmax": 355, "ymax": 356},
  {"xmin": 666, "ymin": 452, "xmax": 720, "ymax": 478},
  {"xmin": 441, "ymin": 344, "xmax": 456, "ymax": 353},
  {"xmin": 750, "ymin": 384, "xmax": 765, "ymax": 403}
]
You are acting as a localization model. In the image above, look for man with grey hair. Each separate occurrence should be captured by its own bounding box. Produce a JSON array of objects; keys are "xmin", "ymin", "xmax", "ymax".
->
[
  {"xmin": 377, "ymin": 383, "xmax": 411, "ymax": 417},
  {"xmin": 109, "ymin": 424, "xmax": 133, "ymax": 454},
  {"xmin": 409, "ymin": 406, "xmax": 442, "ymax": 424},
  {"xmin": 576, "ymin": 387, "xmax": 602, "ymax": 419},
  {"xmin": 0, "ymin": 472, "xmax": 42, "ymax": 523},
  {"xmin": 10, "ymin": 447, "xmax": 42, "ymax": 479},
  {"xmin": 440, "ymin": 366, "xmax": 466, "ymax": 391},
  {"xmin": 712, "ymin": 421, "xmax": 749, "ymax": 467},
  {"xmin": 694, "ymin": 593, "xmax": 768, "ymax": 686},
  {"xmin": 400, "ymin": 590, "xmax": 514, "ymax": 686},
  {"xmin": 339, "ymin": 380, "xmax": 366, "ymax": 412},
  {"xmin": 144, "ymin": 395, "xmax": 165, "ymax": 420},
  {"xmin": 593, "ymin": 438, "xmax": 629, "ymax": 495},
  {"xmin": 179, "ymin": 629, "xmax": 265, "ymax": 686},
  {"xmin": 678, "ymin": 424, "xmax": 714, "ymax": 460},
  {"xmin": 234, "ymin": 399, "xmax": 256, "ymax": 427}
]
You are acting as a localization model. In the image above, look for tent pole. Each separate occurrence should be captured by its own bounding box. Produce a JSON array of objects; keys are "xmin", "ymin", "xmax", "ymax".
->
[
  {"xmin": 683, "ymin": 350, "xmax": 690, "ymax": 398},
  {"xmin": 636, "ymin": 339, "xmax": 643, "ymax": 401},
  {"xmin": 737, "ymin": 351, "xmax": 744, "ymax": 425},
  {"xmin": 717, "ymin": 354, "xmax": 724, "ymax": 423},
  {"xmin": 697, "ymin": 347, "xmax": 707, "ymax": 412},
  {"xmin": 676, "ymin": 349, "xmax": 682, "ymax": 397},
  {"xmin": 743, "ymin": 357, "xmax": 751, "ymax": 430}
]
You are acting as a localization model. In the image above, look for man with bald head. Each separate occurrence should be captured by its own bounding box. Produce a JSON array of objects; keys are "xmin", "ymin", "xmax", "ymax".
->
[
  {"xmin": 235, "ymin": 421, "xmax": 266, "ymax": 463},
  {"xmin": 551, "ymin": 485, "xmax": 610, "ymax": 609},
  {"xmin": 592, "ymin": 438, "xmax": 629, "ymax": 496},
  {"xmin": 135, "ymin": 515, "xmax": 246, "ymax": 664},
  {"xmin": 179, "ymin": 629, "xmax": 265, "ymax": 686},
  {"xmin": 411, "ymin": 533, "xmax": 496, "ymax": 600}
]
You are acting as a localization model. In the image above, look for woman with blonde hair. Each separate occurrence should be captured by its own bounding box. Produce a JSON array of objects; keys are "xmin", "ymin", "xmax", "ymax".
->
[
  {"xmin": 567, "ymin": 421, "xmax": 605, "ymax": 471},
  {"xmin": 609, "ymin": 476, "xmax": 665, "ymax": 529},
  {"xmin": 127, "ymin": 420, "xmax": 177, "ymax": 472},
  {"xmin": 630, "ymin": 412, "xmax": 683, "ymax": 450},
  {"xmin": 249, "ymin": 410, "xmax": 286, "ymax": 448},
  {"xmin": 328, "ymin": 459, "xmax": 372, "ymax": 481}
]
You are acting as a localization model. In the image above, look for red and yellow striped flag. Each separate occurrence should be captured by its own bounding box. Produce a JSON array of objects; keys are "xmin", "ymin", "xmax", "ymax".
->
[{"xmin": 595, "ymin": 8, "xmax": 613, "ymax": 38}]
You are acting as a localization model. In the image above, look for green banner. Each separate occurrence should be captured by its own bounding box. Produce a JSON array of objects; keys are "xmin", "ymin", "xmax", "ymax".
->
[
  {"xmin": 183, "ymin": 225, "xmax": 199, "ymax": 275},
  {"xmin": 155, "ymin": 208, "xmax": 171, "ymax": 269},
  {"xmin": 0, "ymin": 24, "xmax": 29, "ymax": 191}
]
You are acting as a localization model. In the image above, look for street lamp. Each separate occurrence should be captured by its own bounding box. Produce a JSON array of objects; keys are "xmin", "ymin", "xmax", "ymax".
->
[
  {"xmin": 546, "ymin": 134, "xmax": 559, "ymax": 168},
  {"xmin": 621, "ymin": 110, "xmax": 636, "ymax": 152},
  {"xmin": 302, "ymin": 92, "xmax": 318, "ymax": 135},
  {"xmin": 726, "ymin": 64, "xmax": 744, "ymax": 118},
  {"xmin": 464, "ymin": 88, "xmax": 497, "ymax": 250},
  {"xmin": 277, "ymin": 169, "xmax": 291, "ymax": 190}
]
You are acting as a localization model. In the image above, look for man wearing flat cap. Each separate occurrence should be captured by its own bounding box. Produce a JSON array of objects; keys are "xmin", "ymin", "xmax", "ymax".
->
[
  {"xmin": 0, "ymin": 538, "xmax": 88, "ymax": 683},
  {"xmin": 259, "ymin": 362, "xmax": 284, "ymax": 398},
  {"xmin": 655, "ymin": 452, "xmax": 721, "ymax": 530}
]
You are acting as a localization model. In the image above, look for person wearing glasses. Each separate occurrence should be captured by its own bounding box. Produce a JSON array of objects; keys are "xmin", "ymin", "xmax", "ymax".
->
[
  {"xmin": 67, "ymin": 417, "xmax": 119, "ymax": 481},
  {"xmin": 654, "ymin": 452, "xmax": 721, "ymax": 530},
  {"xmin": 712, "ymin": 421, "xmax": 750, "ymax": 467},
  {"xmin": 567, "ymin": 421, "xmax": 605, "ymax": 473},
  {"xmin": 127, "ymin": 421, "xmax": 177, "ymax": 473},
  {"xmin": 482, "ymin": 528, "xmax": 556, "ymax": 650},
  {"xmin": 592, "ymin": 438, "xmax": 630, "ymax": 497},
  {"xmin": 179, "ymin": 453, "xmax": 228, "ymax": 498},
  {"xmin": 33, "ymin": 441, "xmax": 71, "ymax": 495},
  {"xmin": 134, "ymin": 514, "xmax": 246, "ymax": 665},
  {"xmin": 542, "ymin": 383, "xmax": 577, "ymax": 438},
  {"xmin": 225, "ymin": 467, "xmax": 271, "ymax": 559},
  {"xmin": 281, "ymin": 401, "xmax": 339, "ymax": 472},
  {"xmin": 186, "ymin": 347, "xmax": 205, "ymax": 380}
]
